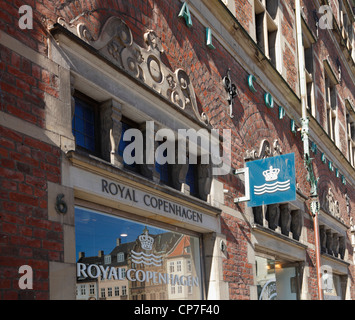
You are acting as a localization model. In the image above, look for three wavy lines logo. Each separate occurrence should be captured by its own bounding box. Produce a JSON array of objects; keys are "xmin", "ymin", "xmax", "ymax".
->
[
  {"xmin": 131, "ymin": 227, "xmax": 163, "ymax": 266},
  {"xmin": 254, "ymin": 166, "xmax": 291, "ymax": 195}
]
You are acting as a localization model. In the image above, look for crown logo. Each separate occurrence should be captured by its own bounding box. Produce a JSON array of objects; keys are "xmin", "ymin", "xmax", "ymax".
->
[
  {"xmin": 263, "ymin": 166, "xmax": 280, "ymax": 182},
  {"xmin": 139, "ymin": 227, "xmax": 154, "ymax": 251}
]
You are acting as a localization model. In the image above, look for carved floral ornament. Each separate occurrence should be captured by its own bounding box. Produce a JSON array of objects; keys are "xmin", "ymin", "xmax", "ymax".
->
[
  {"xmin": 57, "ymin": 16, "xmax": 209, "ymax": 125},
  {"xmin": 245, "ymin": 139, "xmax": 283, "ymax": 160}
]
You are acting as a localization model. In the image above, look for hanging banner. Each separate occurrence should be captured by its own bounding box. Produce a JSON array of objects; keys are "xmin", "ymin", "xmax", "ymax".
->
[{"xmin": 247, "ymin": 153, "xmax": 296, "ymax": 208}]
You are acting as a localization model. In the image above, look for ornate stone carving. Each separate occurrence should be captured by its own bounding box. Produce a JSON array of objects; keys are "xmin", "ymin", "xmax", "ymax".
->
[
  {"xmin": 139, "ymin": 123, "xmax": 160, "ymax": 182},
  {"xmin": 100, "ymin": 100, "xmax": 123, "ymax": 167},
  {"xmin": 252, "ymin": 206, "xmax": 263, "ymax": 226},
  {"xmin": 332, "ymin": 233, "xmax": 339, "ymax": 258},
  {"xmin": 326, "ymin": 229, "xmax": 333, "ymax": 255},
  {"xmin": 266, "ymin": 204, "xmax": 280, "ymax": 231},
  {"xmin": 319, "ymin": 226, "xmax": 327, "ymax": 253},
  {"xmin": 290, "ymin": 209, "xmax": 302, "ymax": 241},
  {"xmin": 59, "ymin": 16, "xmax": 208, "ymax": 125},
  {"xmin": 245, "ymin": 139, "xmax": 282, "ymax": 160},
  {"xmin": 171, "ymin": 152, "xmax": 189, "ymax": 192},
  {"xmin": 339, "ymin": 237, "xmax": 346, "ymax": 260},
  {"xmin": 197, "ymin": 162, "xmax": 212, "ymax": 201},
  {"xmin": 280, "ymin": 204, "xmax": 291, "ymax": 236}
]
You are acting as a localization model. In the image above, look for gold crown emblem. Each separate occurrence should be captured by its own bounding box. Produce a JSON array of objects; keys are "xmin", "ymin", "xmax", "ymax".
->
[
  {"xmin": 263, "ymin": 166, "xmax": 280, "ymax": 182},
  {"xmin": 139, "ymin": 227, "xmax": 154, "ymax": 251}
]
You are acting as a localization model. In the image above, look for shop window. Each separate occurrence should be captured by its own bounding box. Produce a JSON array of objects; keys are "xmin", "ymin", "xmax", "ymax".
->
[
  {"xmin": 256, "ymin": 255, "xmax": 299, "ymax": 300},
  {"xmin": 72, "ymin": 93, "xmax": 100, "ymax": 155},
  {"xmin": 75, "ymin": 207, "xmax": 203, "ymax": 300}
]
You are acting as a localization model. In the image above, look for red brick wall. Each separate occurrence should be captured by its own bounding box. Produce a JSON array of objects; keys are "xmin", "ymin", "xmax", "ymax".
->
[{"xmin": 0, "ymin": 126, "xmax": 62, "ymax": 299}]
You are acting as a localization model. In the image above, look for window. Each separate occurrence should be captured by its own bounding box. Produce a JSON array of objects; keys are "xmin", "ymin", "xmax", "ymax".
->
[
  {"xmin": 75, "ymin": 207, "xmax": 202, "ymax": 300},
  {"xmin": 115, "ymin": 286, "xmax": 119, "ymax": 296},
  {"xmin": 256, "ymin": 255, "xmax": 300, "ymax": 300},
  {"xmin": 186, "ymin": 164, "xmax": 197, "ymax": 197},
  {"xmin": 104, "ymin": 255, "xmax": 111, "ymax": 264},
  {"xmin": 80, "ymin": 284, "xmax": 86, "ymax": 296},
  {"xmin": 118, "ymin": 120, "xmax": 138, "ymax": 171},
  {"xmin": 156, "ymin": 146, "xmax": 169, "ymax": 185},
  {"xmin": 89, "ymin": 284, "xmax": 95, "ymax": 295},
  {"xmin": 254, "ymin": 0, "xmax": 280, "ymax": 68},
  {"xmin": 221, "ymin": 0, "xmax": 236, "ymax": 15},
  {"xmin": 346, "ymin": 100, "xmax": 355, "ymax": 167},
  {"xmin": 346, "ymin": 112, "xmax": 355, "ymax": 166},
  {"xmin": 117, "ymin": 252, "xmax": 124, "ymax": 262},
  {"xmin": 324, "ymin": 72, "xmax": 337, "ymax": 142},
  {"xmin": 301, "ymin": 20, "xmax": 316, "ymax": 117},
  {"xmin": 72, "ymin": 93, "xmax": 100, "ymax": 154}
]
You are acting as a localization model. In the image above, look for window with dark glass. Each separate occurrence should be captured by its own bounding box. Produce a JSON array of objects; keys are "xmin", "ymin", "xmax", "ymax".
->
[
  {"xmin": 156, "ymin": 146, "xmax": 169, "ymax": 185},
  {"xmin": 72, "ymin": 93, "xmax": 100, "ymax": 155},
  {"xmin": 186, "ymin": 164, "xmax": 197, "ymax": 197}
]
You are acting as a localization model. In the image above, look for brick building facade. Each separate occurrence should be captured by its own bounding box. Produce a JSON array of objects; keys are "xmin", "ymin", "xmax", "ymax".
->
[{"xmin": 0, "ymin": 0, "xmax": 354, "ymax": 300}]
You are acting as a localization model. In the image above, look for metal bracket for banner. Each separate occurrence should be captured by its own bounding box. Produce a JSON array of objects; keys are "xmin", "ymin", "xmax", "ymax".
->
[{"xmin": 234, "ymin": 167, "xmax": 250, "ymax": 203}]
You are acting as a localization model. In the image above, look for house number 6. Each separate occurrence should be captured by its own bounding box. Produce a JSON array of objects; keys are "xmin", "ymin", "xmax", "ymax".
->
[{"xmin": 55, "ymin": 194, "xmax": 67, "ymax": 214}]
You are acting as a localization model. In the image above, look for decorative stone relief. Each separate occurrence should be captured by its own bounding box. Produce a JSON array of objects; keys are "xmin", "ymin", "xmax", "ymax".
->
[
  {"xmin": 58, "ymin": 16, "xmax": 208, "ymax": 125},
  {"xmin": 245, "ymin": 139, "xmax": 282, "ymax": 160},
  {"xmin": 323, "ymin": 188, "xmax": 341, "ymax": 220}
]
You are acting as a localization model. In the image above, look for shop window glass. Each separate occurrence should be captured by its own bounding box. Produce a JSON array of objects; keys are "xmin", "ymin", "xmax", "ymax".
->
[
  {"xmin": 255, "ymin": 256, "xmax": 299, "ymax": 300},
  {"xmin": 75, "ymin": 207, "xmax": 202, "ymax": 300}
]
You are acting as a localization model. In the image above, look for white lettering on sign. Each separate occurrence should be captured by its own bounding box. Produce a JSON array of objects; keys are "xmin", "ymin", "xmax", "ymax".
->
[{"xmin": 76, "ymin": 263, "xmax": 199, "ymax": 287}]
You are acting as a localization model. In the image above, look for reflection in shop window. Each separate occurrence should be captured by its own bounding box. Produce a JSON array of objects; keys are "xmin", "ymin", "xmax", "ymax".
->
[
  {"xmin": 256, "ymin": 256, "xmax": 299, "ymax": 300},
  {"xmin": 75, "ymin": 207, "xmax": 202, "ymax": 300}
]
